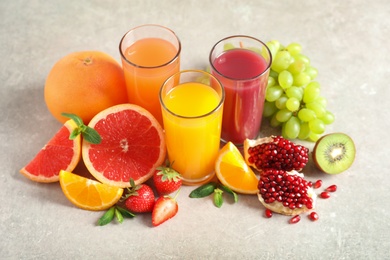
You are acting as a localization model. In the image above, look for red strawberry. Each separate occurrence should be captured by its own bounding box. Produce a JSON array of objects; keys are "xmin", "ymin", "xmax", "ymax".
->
[
  {"xmin": 153, "ymin": 164, "xmax": 182, "ymax": 195},
  {"xmin": 124, "ymin": 179, "xmax": 155, "ymax": 213},
  {"xmin": 152, "ymin": 194, "xmax": 179, "ymax": 227}
]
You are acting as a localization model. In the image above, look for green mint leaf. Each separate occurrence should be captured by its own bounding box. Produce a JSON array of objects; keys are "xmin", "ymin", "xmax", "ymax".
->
[
  {"xmin": 213, "ymin": 188, "xmax": 223, "ymax": 208},
  {"xmin": 220, "ymin": 185, "xmax": 238, "ymax": 203},
  {"xmin": 97, "ymin": 206, "xmax": 115, "ymax": 226},
  {"xmin": 114, "ymin": 208, "xmax": 124, "ymax": 224},
  {"xmin": 61, "ymin": 112, "xmax": 84, "ymax": 125},
  {"xmin": 61, "ymin": 112, "xmax": 101, "ymax": 144},
  {"xmin": 116, "ymin": 206, "xmax": 136, "ymax": 218},
  {"xmin": 189, "ymin": 182, "xmax": 218, "ymax": 198},
  {"xmin": 81, "ymin": 126, "xmax": 102, "ymax": 144}
]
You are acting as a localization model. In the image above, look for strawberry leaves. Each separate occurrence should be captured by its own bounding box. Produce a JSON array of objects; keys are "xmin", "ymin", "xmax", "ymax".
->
[{"xmin": 189, "ymin": 182, "xmax": 238, "ymax": 208}]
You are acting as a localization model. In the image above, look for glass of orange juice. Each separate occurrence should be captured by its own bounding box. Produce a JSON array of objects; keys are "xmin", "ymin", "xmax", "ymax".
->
[
  {"xmin": 119, "ymin": 24, "xmax": 181, "ymax": 126},
  {"xmin": 159, "ymin": 70, "xmax": 225, "ymax": 185}
]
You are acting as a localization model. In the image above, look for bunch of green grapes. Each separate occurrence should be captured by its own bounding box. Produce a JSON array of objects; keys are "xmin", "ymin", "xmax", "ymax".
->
[{"xmin": 263, "ymin": 40, "xmax": 335, "ymax": 142}]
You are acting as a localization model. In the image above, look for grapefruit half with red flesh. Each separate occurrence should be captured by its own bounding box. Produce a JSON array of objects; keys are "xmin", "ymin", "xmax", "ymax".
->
[
  {"xmin": 82, "ymin": 104, "xmax": 166, "ymax": 188},
  {"xmin": 20, "ymin": 120, "xmax": 82, "ymax": 183}
]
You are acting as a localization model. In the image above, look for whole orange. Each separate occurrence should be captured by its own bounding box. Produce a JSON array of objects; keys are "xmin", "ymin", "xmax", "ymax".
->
[{"xmin": 44, "ymin": 51, "xmax": 128, "ymax": 124}]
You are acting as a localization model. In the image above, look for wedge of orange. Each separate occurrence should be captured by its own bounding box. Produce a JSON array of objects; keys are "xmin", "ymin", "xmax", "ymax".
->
[
  {"xmin": 59, "ymin": 170, "xmax": 123, "ymax": 211},
  {"xmin": 215, "ymin": 142, "xmax": 259, "ymax": 195}
]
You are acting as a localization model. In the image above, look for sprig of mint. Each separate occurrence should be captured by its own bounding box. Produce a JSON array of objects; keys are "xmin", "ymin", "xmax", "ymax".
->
[
  {"xmin": 97, "ymin": 206, "xmax": 135, "ymax": 226},
  {"xmin": 189, "ymin": 181, "xmax": 238, "ymax": 208},
  {"xmin": 61, "ymin": 113, "xmax": 101, "ymax": 144}
]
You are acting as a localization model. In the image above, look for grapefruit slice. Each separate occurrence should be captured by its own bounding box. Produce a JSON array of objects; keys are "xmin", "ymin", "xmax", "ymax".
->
[
  {"xmin": 20, "ymin": 120, "xmax": 81, "ymax": 183},
  {"xmin": 59, "ymin": 170, "xmax": 123, "ymax": 211},
  {"xmin": 82, "ymin": 104, "xmax": 166, "ymax": 188},
  {"xmin": 215, "ymin": 142, "xmax": 259, "ymax": 194}
]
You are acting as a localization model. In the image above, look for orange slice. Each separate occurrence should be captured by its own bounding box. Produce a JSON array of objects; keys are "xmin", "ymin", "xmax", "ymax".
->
[
  {"xmin": 215, "ymin": 142, "xmax": 259, "ymax": 194},
  {"xmin": 59, "ymin": 170, "xmax": 123, "ymax": 211},
  {"xmin": 20, "ymin": 120, "xmax": 81, "ymax": 183}
]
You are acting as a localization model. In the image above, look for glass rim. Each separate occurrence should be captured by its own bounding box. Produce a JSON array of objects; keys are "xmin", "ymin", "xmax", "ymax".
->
[
  {"xmin": 209, "ymin": 35, "xmax": 272, "ymax": 81},
  {"xmin": 159, "ymin": 69, "xmax": 225, "ymax": 119},
  {"xmin": 119, "ymin": 24, "xmax": 181, "ymax": 69}
]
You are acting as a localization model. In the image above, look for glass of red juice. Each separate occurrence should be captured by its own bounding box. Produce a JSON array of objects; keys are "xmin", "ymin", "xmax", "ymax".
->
[{"xmin": 209, "ymin": 35, "xmax": 271, "ymax": 145}]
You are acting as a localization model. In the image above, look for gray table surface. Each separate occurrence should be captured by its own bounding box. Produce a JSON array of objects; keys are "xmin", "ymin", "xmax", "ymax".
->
[{"xmin": 1, "ymin": 0, "xmax": 389, "ymax": 259}]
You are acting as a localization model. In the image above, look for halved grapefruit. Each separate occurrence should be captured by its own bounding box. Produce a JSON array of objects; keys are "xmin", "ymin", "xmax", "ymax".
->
[
  {"xmin": 20, "ymin": 120, "xmax": 81, "ymax": 182},
  {"xmin": 82, "ymin": 104, "xmax": 166, "ymax": 188}
]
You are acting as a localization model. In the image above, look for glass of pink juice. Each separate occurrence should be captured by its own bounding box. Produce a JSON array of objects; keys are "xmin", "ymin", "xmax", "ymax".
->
[
  {"xmin": 159, "ymin": 70, "xmax": 224, "ymax": 185},
  {"xmin": 119, "ymin": 24, "xmax": 181, "ymax": 126},
  {"xmin": 209, "ymin": 35, "xmax": 271, "ymax": 145}
]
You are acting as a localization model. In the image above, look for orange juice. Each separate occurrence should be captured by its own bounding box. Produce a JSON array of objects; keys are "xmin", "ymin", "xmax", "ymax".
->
[
  {"xmin": 161, "ymin": 81, "xmax": 224, "ymax": 185},
  {"xmin": 121, "ymin": 34, "xmax": 180, "ymax": 126}
]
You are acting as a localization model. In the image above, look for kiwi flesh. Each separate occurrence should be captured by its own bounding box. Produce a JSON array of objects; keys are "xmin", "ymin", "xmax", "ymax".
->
[{"xmin": 313, "ymin": 133, "xmax": 356, "ymax": 174}]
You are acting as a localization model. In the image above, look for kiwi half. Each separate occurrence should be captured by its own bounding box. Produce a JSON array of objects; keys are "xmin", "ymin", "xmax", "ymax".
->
[{"xmin": 313, "ymin": 133, "xmax": 356, "ymax": 174}]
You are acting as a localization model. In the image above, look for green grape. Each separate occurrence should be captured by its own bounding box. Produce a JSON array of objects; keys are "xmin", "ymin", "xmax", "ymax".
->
[
  {"xmin": 278, "ymin": 70, "xmax": 293, "ymax": 89},
  {"xmin": 265, "ymin": 85, "xmax": 283, "ymax": 102},
  {"xmin": 271, "ymin": 50, "xmax": 292, "ymax": 73},
  {"xmin": 298, "ymin": 108, "xmax": 316, "ymax": 122},
  {"xmin": 306, "ymin": 102, "xmax": 325, "ymax": 117},
  {"xmin": 305, "ymin": 66, "xmax": 318, "ymax": 80},
  {"xmin": 293, "ymin": 72, "xmax": 311, "ymax": 86},
  {"xmin": 269, "ymin": 70, "xmax": 279, "ymax": 79},
  {"xmin": 286, "ymin": 43, "xmax": 302, "ymax": 56},
  {"xmin": 298, "ymin": 122, "xmax": 310, "ymax": 140},
  {"xmin": 286, "ymin": 97, "xmax": 300, "ymax": 112},
  {"xmin": 284, "ymin": 116, "xmax": 300, "ymax": 139},
  {"xmin": 287, "ymin": 60, "xmax": 306, "ymax": 75},
  {"xmin": 224, "ymin": 43, "xmax": 235, "ymax": 51},
  {"xmin": 286, "ymin": 86, "xmax": 303, "ymax": 100},
  {"xmin": 268, "ymin": 40, "xmax": 281, "ymax": 51},
  {"xmin": 308, "ymin": 118, "xmax": 325, "ymax": 134},
  {"xmin": 266, "ymin": 42, "xmax": 279, "ymax": 58},
  {"xmin": 308, "ymin": 132, "xmax": 320, "ymax": 142},
  {"xmin": 275, "ymin": 94, "xmax": 288, "ymax": 109},
  {"xmin": 267, "ymin": 76, "xmax": 276, "ymax": 87},
  {"xmin": 292, "ymin": 53, "xmax": 310, "ymax": 65},
  {"xmin": 315, "ymin": 96, "xmax": 327, "ymax": 107},
  {"xmin": 303, "ymin": 82, "xmax": 320, "ymax": 103},
  {"xmin": 263, "ymin": 101, "xmax": 278, "ymax": 117},
  {"xmin": 275, "ymin": 109, "xmax": 292, "ymax": 122},
  {"xmin": 320, "ymin": 110, "xmax": 335, "ymax": 125},
  {"xmin": 270, "ymin": 113, "xmax": 282, "ymax": 127}
]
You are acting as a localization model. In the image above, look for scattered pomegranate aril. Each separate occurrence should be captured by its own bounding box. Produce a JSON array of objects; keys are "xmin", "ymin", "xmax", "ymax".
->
[
  {"xmin": 309, "ymin": 212, "xmax": 319, "ymax": 221},
  {"xmin": 244, "ymin": 136, "xmax": 309, "ymax": 172},
  {"xmin": 325, "ymin": 184, "xmax": 337, "ymax": 192},
  {"xmin": 313, "ymin": 180, "xmax": 323, "ymax": 189},
  {"xmin": 289, "ymin": 215, "xmax": 301, "ymax": 224},
  {"xmin": 320, "ymin": 191, "xmax": 330, "ymax": 199},
  {"xmin": 265, "ymin": 209, "xmax": 273, "ymax": 218}
]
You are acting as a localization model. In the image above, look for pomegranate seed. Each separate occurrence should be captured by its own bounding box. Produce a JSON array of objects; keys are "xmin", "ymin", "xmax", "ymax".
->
[
  {"xmin": 264, "ymin": 209, "xmax": 273, "ymax": 218},
  {"xmin": 325, "ymin": 184, "xmax": 337, "ymax": 192},
  {"xmin": 289, "ymin": 215, "xmax": 301, "ymax": 224},
  {"xmin": 313, "ymin": 180, "xmax": 322, "ymax": 189},
  {"xmin": 320, "ymin": 191, "xmax": 330, "ymax": 199},
  {"xmin": 309, "ymin": 212, "xmax": 319, "ymax": 221}
]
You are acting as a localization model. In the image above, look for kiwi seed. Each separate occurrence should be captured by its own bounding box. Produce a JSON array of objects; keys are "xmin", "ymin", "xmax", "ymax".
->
[{"xmin": 312, "ymin": 133, "xmax": 356, "ymax": 174}]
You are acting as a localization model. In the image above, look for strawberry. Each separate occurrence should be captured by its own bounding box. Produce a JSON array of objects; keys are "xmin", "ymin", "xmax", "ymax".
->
[
  {"xmin": 152, "ymin": 194, "xmax": 178, "ymax": 227},
  {"xmin": 124, "ymin": 179, "xmax": 155, "ymax": 213},
  {"xmin": 153, "ymin": 164, "xmax": 182, "ymax": 195}
]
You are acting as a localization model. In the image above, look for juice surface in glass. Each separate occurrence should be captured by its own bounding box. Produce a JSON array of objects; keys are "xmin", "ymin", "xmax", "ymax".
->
[
  {"xmin": 161, "ymin": 82, "xmax": 223, "ymax": 184},
  {"xmin": 123, "ymin": 37, "xmax": 180, "ymax": 125},
  {"xmin": 212, "ymin": 48, "xmax": 269, "ymax": 144}
]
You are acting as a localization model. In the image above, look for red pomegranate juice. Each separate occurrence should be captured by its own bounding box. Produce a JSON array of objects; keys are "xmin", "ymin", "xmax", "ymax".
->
[{"xmin": 212, "ymin": 48, "xmax": 269, "ymax": 144}]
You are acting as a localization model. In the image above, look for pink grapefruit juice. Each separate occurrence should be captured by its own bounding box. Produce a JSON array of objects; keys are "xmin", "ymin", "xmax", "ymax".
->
[
  {"xmin": 122, "ymin": 38, "xmax": 180, "ymax": 125},
  {"xmin": 161, "ymin": 82, "xmax": 223, "ymax": 185},
  {"xmin": 211, "ymin": 48, "xmax": 269, "ymax": 144}
]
